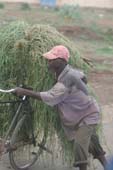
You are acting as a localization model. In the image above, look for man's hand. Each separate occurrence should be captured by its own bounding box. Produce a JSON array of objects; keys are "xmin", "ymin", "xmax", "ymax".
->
[
  {"xmin": 13, "ymin": 87, "xmax": 41, "ymax": 100},
  {"xmin": 13, "ymin": 87, "xmax": 26, "ymax": 96}
]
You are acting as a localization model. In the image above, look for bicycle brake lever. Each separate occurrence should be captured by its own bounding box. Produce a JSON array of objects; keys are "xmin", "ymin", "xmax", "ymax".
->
[{"xmin": 22, "ymin": 96, "xmax": 27, "ymax": 101}]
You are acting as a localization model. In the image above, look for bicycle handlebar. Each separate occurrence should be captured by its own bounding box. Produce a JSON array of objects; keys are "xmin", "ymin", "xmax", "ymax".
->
[
  {"xmin": 0, "ymin": 88, "xmax": 27, "ymax": 101},
  {"xmin": 0, "ymin": 86, "xmax": 32, "ymax": 102},
  {"xmin": 0, "ymin": 89, "xmax": 15, "ymax": 93}
]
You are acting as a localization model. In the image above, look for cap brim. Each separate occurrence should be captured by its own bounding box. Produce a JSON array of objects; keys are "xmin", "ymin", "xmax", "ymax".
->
[{"xmin": 43, "ymin": 51, "xmax": 57, "ymax": 60}]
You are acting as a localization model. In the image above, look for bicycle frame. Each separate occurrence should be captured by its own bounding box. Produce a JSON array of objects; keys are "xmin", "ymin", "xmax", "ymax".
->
[
  {"xmin": 4, "ymin": 96, "xmax": 26, "ymax": 141},
  {"xmin": 0, "ymin": 89, "xmax": 52, "ymax": 155}
]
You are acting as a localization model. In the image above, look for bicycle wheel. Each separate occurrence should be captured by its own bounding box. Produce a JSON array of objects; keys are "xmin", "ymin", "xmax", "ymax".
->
[{"xmin": 9, "ymin": 114, "xmax": 46, "ymax": 170}]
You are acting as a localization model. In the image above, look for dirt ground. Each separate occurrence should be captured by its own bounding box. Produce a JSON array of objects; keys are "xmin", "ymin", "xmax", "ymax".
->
[{"xmin": 0, "ymin": 3, "xmax": 113, "ymax": 170}]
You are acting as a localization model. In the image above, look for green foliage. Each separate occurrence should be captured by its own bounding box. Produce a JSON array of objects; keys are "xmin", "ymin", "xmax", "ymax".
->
[
  {"xmin": 96, "ymin": 46, "xmax": 113, "ymax": 55},
  {"xmin": 0, "ymin": 21, "xmax": 89, "ymax": 162},
  {"xmin": 20, "ymin": 3, "xmax": 31, "ymax": 10},
  {"xmin": 0, "ymin": 3, "xmax": 5, "ymax": 9},
  {"xmin": 58, "ymin": 4, "xmax": 81, "ymax": 20},
  {"xmin": 94, "ymin": 63, "xmax": 113, "ymax": 72},
  {"xmin": 103, "ymin": 28, "xmax": 113, "ymax": 42}
]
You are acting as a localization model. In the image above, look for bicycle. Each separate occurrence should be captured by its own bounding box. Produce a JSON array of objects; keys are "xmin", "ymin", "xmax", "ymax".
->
[{"xmin": 0, "ymin": 88, "xmax": 52, "ymax": 170}]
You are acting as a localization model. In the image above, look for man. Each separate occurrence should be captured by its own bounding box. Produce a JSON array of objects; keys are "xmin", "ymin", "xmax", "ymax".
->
[{"xmin": 13, "ymin": 45, "xmax": 107, "ymax": 170}]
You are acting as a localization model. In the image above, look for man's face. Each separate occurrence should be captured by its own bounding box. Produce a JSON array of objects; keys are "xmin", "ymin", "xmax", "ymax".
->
[{"xmin": 47, "ymin": 59, "xmax": 60, "ymax": 72}]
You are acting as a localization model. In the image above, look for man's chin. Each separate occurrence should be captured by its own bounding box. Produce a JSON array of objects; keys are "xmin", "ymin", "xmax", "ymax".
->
[{"xmin": 48, "ymin": 67, "xmax": 55, "ymax": 73}]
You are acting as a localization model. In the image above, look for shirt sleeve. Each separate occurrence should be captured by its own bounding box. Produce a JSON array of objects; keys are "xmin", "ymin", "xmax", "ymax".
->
[
  {"xmin": 40, "ymin": 82, "xmax": 69, "ymax": 106},
  {"xmin": 72, "ymin": 73, "xmax": 88, "ymax": 95}
]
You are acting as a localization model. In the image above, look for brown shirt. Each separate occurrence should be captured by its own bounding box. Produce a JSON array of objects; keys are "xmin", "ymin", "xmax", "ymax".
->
[{"xmin": 40, "ymin": 65, "xmax": 100, "ymax": 140}]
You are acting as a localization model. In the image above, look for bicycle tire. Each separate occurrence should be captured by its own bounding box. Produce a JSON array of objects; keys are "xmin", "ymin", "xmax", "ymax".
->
[{"xmin": 9, "ymin": 114, "xmax": 46, "ymax": 170}]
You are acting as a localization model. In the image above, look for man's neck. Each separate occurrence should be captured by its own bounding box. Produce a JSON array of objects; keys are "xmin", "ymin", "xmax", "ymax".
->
[{"xmin": 55, "ymin": 64, "xmax": 67, "ymax": 78}]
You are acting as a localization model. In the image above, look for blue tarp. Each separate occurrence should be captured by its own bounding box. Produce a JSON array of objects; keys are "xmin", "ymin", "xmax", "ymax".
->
[{"xmin": 40, "ymin": 0, "xmax": 56, "ymax": 7}]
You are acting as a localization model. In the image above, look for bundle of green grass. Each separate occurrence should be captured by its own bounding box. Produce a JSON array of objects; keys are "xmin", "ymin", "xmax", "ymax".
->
[{"xmin": 0, "ymin": 21, "xmax": 90, "ymax": 162}]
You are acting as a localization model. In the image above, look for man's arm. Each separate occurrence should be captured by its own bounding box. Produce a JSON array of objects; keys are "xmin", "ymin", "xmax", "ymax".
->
[
  {"xmin": 76, "ymin": 78, "xmax": 88, "ymax": 95},
  {"xmin": 71, "ymin": 74, "xmax": 88, "ymax": 95},
  {"xmin": 81, "ymin": 76, "xmax": 88, "ymax": 84},
  {"xmin": 13, "ymin": 82, "xmax": 68, "ymax": 107},
  {"xmin": 13, "ymin": 87, "xmax": 42, "ymax": 100},
  {"xmin": 40, "ymin": 82, "xmax": 68, "ymax": 106}
]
